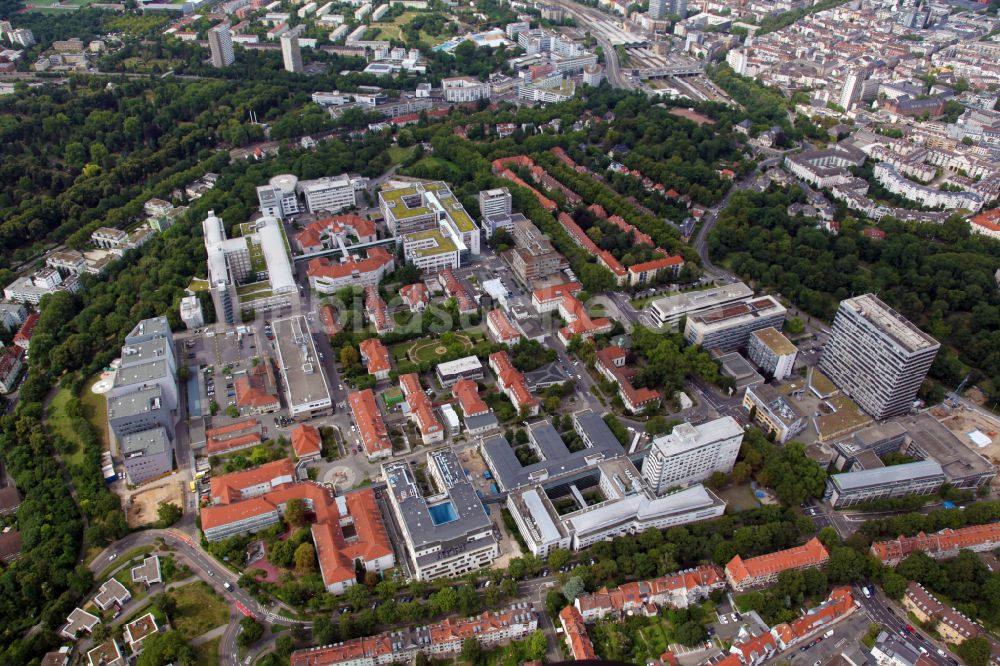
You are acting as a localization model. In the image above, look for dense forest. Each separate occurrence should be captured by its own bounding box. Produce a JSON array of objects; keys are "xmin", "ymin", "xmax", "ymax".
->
[{"xmin": 708, "ymin": 187, "xmax": 1000, "ymax": 400}]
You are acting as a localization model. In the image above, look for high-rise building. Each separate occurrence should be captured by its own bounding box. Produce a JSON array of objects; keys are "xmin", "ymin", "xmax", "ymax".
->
[
  {"xmin": 280, "ymin": 33, "xmax": 303, "ymax": 73},
  {"xmin": 819, "ymin": 294, "xmax": 939, "ymax": 420},
  {"xmin": 642, "ymin": 417, "xmax": 744, "ymax": 494},
  {"xmin": 208, "ymin": 24, "xmax": 235, "ymax": 68},
  {"xmin": 649, "ymin": 0, "xmax": 667, "ymax": 19},
  {"xmin": 839, "ymin": 68, "xmax": 867, "ymax": 110},
  {"xmin": 479, "ymin": 187, "xmax": 512, "ymax": 218}
]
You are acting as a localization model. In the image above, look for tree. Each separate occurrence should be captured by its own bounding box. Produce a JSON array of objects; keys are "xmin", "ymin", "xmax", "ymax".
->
[
  {"xmin": 460, "ymin": 637, "xmax": 482, "ymax": 665},
  {"xmin": 340, "ymin": 345, "xmax": 360, "ymax": 369},
  {"xmin": 285, "ymin": 498, "xmax": 308, "ymax": 527},
  {"xmin": 562, "ymin": 575, "xmax": 586, "ymax": 601},
  {"xmin": 156, "ymin": 502, "xmax": 183, "ymax": 528},
  {"xmin": 431, "ymin": 586, "xmax": 458, "ymax": 615},
  {"xmin": 548, "ymin": 548, "xmax": 571, "ymax": 570},
  {"xmin": 275, "ymin": 634, "xmax": 295, "ymax": 657},
  {"xmin": 956, "ymin": 636, "xmax": 992, "ymax": 666},
  {"xmin": 225, "ymin": 405, "xmax": 239, "ymax": 418},
  {"xmin": 136, "ymin": 631, "xmax": 196, "ymax": 666},
  {"xmin": 238, "ymin": 617, "xmax": 264, "ymax": 647},
  {"xmin": 675, "ymin": 621, "xmax": 708, "ymax": 646},
  {"xmin": 882, "ymin": 571, "xmax": 908, "ymax": 600},
  {"xmin": 294, "ymin": 542, "xmax": 317, "ymax": 574}
]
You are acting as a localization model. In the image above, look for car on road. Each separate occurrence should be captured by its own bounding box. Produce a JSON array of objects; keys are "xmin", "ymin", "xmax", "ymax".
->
[
  {"xmin": 224, "ymin": 582, "xmax": 233, "ymax": 591},
  {"xmin": 207, "ymin": 570, "xmax": 214, "ymax": 576},
  {"xmin": 906, "ymin": 625, "xmax": 915, "ymax": 633},
  {"xmin": 108, "ymin": 553, "xmax": 117, "ymax": 561}
]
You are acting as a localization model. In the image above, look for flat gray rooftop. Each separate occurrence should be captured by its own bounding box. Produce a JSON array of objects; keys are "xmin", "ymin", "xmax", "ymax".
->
[
  {"xmin": 383, "ymin": 448, "xmax": 492, "ymax": 550},
  {"xmin": 120, "ymin": 337, "xmax": 172, "ymax": 368},
  {"xmin": 126, "ymin": 316, "xmax": 171, "ymax": 344},
  {"xmin": 829, "ymin": 459, "xmax": 944, "ymax": 491},
  {"xmin": 272, "ymin": 315, "xmax": 331, "ymax": 410},
  {"xmin": 121, "ymin": 427, "xmax": 169, "ymax": 457},
  {"xmin": 113, "ymin": 359, "xmax": 169, "ymax": 389},
  {"xmin": 482, "ymin": 409, "xmax": 623, "ymax": 490},
  {"xmin": 108, "ymin": 385, "xmax": 164, "ymax": 420}
]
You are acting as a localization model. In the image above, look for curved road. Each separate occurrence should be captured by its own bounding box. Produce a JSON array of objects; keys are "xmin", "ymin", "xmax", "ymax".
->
[{"xmin": 91, "ymin": 529, "xmax": 306, "ymax": 665}]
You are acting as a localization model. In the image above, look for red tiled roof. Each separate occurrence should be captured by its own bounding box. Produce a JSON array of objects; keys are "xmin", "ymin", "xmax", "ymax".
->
[
  {"xmin": 296, "ymin": 213, "xmax": 376, "ymax": 249},
  {"xmin": 628, "ymin": 254, "xmax": 685, "ymax": 275},
  {"xmin": 453, "ymin": 378, "xmax": 488, "ymax": 417},
  {"xmin": 209, "ymin": 458, "xmax": 295, "ymax": 504},
  {"xmin": 970, "ymin": 209, "xmax": 1000, "ymax": 233},
  {"xmin": 206, "ymin": 418, "xmax": 260, "ymax": 439},
  {"xmin": 560, "ymin": 606, "xmax": 597, "ymax": 660},
  {"xmin": 726, "ymin": 537, "xmax": 829, "ymax": 585},
  {"xmin": 532, "ymin": 281, "xmax": 582, "ymax": 305},
  {"xmin": 14, "ymin": 312, "xmax": 38, "ymax": 348},
  {"xmin": 607, "ymin": 214, "xmax": 655, "ymax": 247},
  {"xmin": 359, "ymin": 338, "xmax": 391, "ymax": 376},
  {"xmin": 206, "ymin": 432, "xmax": 261, "ymax": 455},
  {"xmin": 400, "ymin": 282, "xmax": 429, "ymax": 308},
  {"xmin": 871, "ymin": 522, "xmax": 1000, "ymax": 563},
  {"xmin": 487, "ymin": 308, "xmax": 521, "ymax": 343},
  {"xmin": 400, "ymin": 373, "xmax": 442, "ymax": 439},
  {"xmin": 439, "ymin": 269, "xmax": 476, "ymax": 313},
  {"xmin": 318, "ymin": 305, "xmax": 340, "ymax": 336},
  {"xmin": 307, "ymin": 247, "xmax": 393, "ymax": 281},
  {"xmin": 292, "ymin": 424, "xmax": 322, "ymax": 458},
  {"xmin": 234, "ymin": 364, "xmax": 279, "ymax": 409},
  {"xmin": 312, "ymin": 487, "xmax": 393, "ymax": 588},
  {"xmin": 489, "ymin": 351, "xmax": 539, "ymax": 410},
  {"xmin": 348, "ymin": 389, "xmax": 392, "ymax": 457}
]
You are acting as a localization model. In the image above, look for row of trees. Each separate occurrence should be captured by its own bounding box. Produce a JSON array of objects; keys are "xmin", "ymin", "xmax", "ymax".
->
[{"xmin": 709, "ymin": 186, "xmax": 1000, "ymax": 400}]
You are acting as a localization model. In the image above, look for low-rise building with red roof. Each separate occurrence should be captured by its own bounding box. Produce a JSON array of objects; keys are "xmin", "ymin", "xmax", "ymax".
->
[
  {"xmin": 560, "ymin": 605, "xmax": 597, "ymax": 660},
  {"xmin": 770, "ymin": 587, "xmax": 856, "ymax": 650},
  {"xmin": 318, "ymin": 304, "xmax": 340, "ymax": 336},
  {"xmin": 870, "ymin": 521, "xmax": 1000, "ymax": 565},
  {"xmin": 348, "ymin": 389, "xmax": 392, "ymax": 460},
  {"xmin": 574, "ymin": 564, "xmax": 726, "ymax": 622},
  {"xmin": 399, "ymin": 373, "xmax": 444, "ymax": 444},
  {"xmin": 486, "ymin": 308, "xmax": 522, "ymax": 347},
  {"xmin": 359, "ymin": 337, "xmax": 392, "ymax": 380},
  {"xmin": 729, "ymin": 628, "xmax": 777, "ymax": 665},
  {"xmin": 205, "ymin": 418, "xmax": 262, "ymax": 455},
  {"xmin": 489, "ymin": 351, "xmax": 540, "ymax": 416},
  {"xmin": 234, "ymin": 362, "xmax": 280, "ymax": 414},
  {"xmin": 13, "ymin": 312, "xmax": 38, "ymax": 351},
  {"xmin": 295, "ymin": 214, "xmax": 377, "ymax": 254},
  {"xmin": 364, "ymin": 286, "xmax": 394, "ymax": 335},
  {"xmin": 438, "ymin": 268, "xmax": 478, "ymax": 314},
  {"xmin": 307, "ymin": 247, "xmax": 395, "ymax": 294},
  {"xmin": 291, "ymin": 423, "xmax": 322, "ymax": 462},
  {"xmin": 399, "ymin": 282, "xmax": 429, "ymax": 312},
  {"xmin": 453, "ymin": 378, "xmax": 488, "ymax": 417},
  {"xmin": 0, "ymin": 346, "xmax": 24, "ymax": 394},
  {"xmin": 595, "ymin": 346, "xmax": 661, "ymax": 414},
  {"xmin": 969, "ymin": 209, "xmax": 1000, "ymax": 241},
  {"xmin": 628, "ymin": 254, "xmax": 685, "ymax": 286},
  {"xmin": 726, "ymin": 537, "xmax": 830, "ymax": 591},
  {"xmin": 291, "ymin": 604, "xmax": 537, "ymax": 666}
]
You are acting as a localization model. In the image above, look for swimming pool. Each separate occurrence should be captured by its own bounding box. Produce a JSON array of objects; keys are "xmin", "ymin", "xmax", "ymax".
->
[{"xmin": 428, "ymin": 501, "xmax": 459, "ymax": 525}]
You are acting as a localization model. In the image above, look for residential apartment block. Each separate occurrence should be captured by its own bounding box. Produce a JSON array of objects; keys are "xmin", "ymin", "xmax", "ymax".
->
[
  {"xmin": 747, "ymin": 327, "xmax": 797, "ymax": 380},
  {"xmin": 870, "ymin": 521, "xmax": 1000, "ymax": 566},
  {"xmin": 399, "ymin": 373, "xmax": 443, "ymax": 444},
  {"xmin": 291, "ymin": 604, "xmax": 537, "ymax": 666},
  {"xmin": 441, "ymin": 76, "xmax": 491, "ymax": 102},
  {"xmin": 820, "ymin": 294, "xmax": 939, "ymax": 420},
  {"xmin": 642, "ymin": 417, "xmax": 744, "ymax": 494},
  {"xmin": 488, "ymin": 351, "xmax": 540, "ymax": 416},
  {"xmin": 904, "ymin": 582, "xmax": 981, "ymax": 645},
  {"xmin": 725, "ymin": 537, "xmax": 830, "ymax": 591}
]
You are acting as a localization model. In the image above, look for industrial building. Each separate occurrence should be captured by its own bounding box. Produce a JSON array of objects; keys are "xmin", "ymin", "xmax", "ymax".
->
[
  {"xmin": 819, "ymin": 294, "xmax": 940, "ymax": 420},
  {"xmin": 383, "ymin": 449, "xmax": 498, "ymax": 581}
]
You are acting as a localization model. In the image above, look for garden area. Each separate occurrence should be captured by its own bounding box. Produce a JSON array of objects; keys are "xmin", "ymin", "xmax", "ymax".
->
[
  {"xmin": 169, "ymin": 582, "xmax": 231, "ymax": 640},
  {"xmin": 391, "ymin": 332, "xmax": 475, "ymax": 364}
]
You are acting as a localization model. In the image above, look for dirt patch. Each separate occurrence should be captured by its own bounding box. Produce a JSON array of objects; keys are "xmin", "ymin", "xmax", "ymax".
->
[{"xmin": 124, "ymin": 475, "xmax": 185, "ymax": 528}]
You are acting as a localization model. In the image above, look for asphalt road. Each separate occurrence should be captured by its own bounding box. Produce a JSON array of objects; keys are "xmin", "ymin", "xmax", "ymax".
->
[{"xmin": 856, "ymin": 585, "xmax": 957, "ymax": 666}]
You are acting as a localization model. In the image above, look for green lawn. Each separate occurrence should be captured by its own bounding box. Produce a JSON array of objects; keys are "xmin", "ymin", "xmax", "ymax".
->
[
  {"xmin": 388, "ymin": 145, "xmax": 416, "ymax": 165},
  {"xmin": 47, "ymin": 387, "xmax": 89, "ymax": 466},
  {"xmin": 169, "ymin": 582, "xmax": 230, "ymax": 640}
]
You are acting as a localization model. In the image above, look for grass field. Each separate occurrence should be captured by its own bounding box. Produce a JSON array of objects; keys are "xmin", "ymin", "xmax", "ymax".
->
[
  {"xmin": 47, "ymin": 388, "xmax": 89, "ymax": 467},
  {"xmin": 194, "ymin": 637, "xmax": 221, "ymax": 666},
  {"xmin": 717, "ymin": 484, "xmax": 762, "ymax": 512},
  {"xmin": 392, "ymin": 333, "xmax": 474, "ymax": 364},
  {"xmin": 371, "ymin": 11, "xmax": 438, "ymax": 43},
  {"xmin": 388, "ymin": 145, "xmax": 416, "ymax": 165},
  {"xmin": 170, "ymin": 582, "xmax": 230, "ymax": 640}
]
